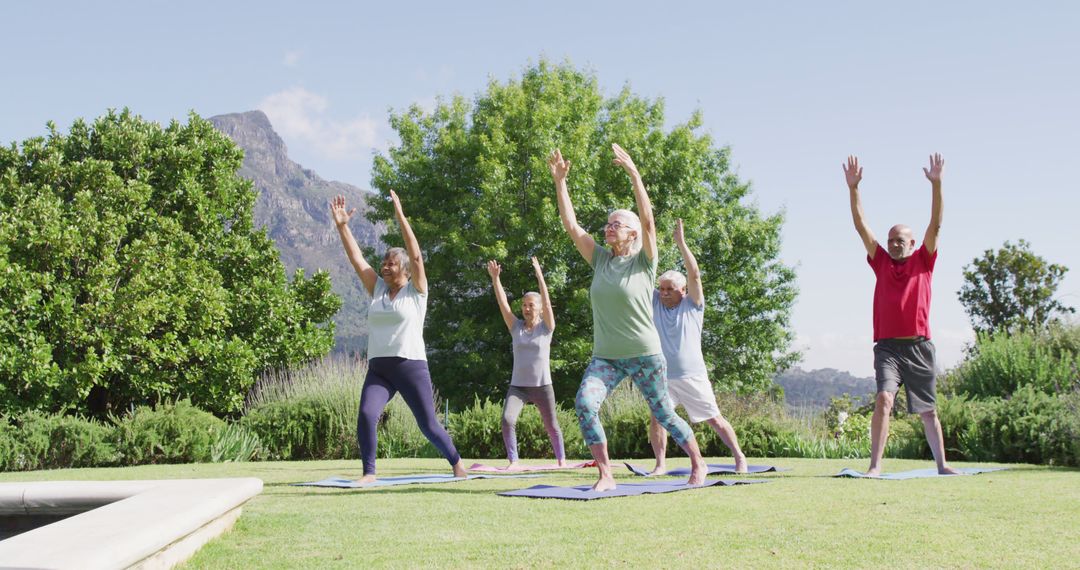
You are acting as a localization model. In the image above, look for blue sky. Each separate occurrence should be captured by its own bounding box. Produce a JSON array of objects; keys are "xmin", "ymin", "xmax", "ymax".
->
[{"xmin": 5, "ymin": 1, "xmax": 1078, "ymax": 376}]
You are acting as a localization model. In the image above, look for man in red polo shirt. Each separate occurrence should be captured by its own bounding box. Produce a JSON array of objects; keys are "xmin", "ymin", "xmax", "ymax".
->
[{"xmin": 844, "ymin": 153, "xmax": 960, "ymax": 476}]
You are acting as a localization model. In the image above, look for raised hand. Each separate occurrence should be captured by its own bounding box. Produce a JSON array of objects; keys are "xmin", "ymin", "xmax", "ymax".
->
[
  {"xmin": 843, "ymin": 156, "xmax": 863, "ymax": 189},
  {"xmin": 611, "ymin": 143, "xmax": 640, "ymax": 178},
  {"xmin": 923, "ymin": 153, "xmax": 944, "ymax": 184},
  {"xmin": 330, "ymin": 195, "xmax": 357, "ymax": 227},
  {"xmin": 531, "ymin": 256, "xmax": 542, "ymax": 274},
  {"xmin": 486, "ymin": 259, "xmax": 502, "ymax": 280},
  {"xmin": 674, "ymin": 218, "xmax": 686, "ymax": 246},
  {"xmin": 389, "ymin": 189, "xmax": 404, "ymax": 215},
  {"xmin": 548, "ymin": 149, "xmax": 571, "ymax": 182}
]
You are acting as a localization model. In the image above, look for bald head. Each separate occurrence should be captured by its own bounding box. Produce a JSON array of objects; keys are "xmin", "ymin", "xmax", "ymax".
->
[{"xmin": 886, "ymin": 224, "xmax": 916, "ymax": 260}]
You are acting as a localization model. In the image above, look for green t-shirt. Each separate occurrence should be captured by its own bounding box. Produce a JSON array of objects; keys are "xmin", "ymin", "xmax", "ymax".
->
[{"xmin": 590, "ymin": 244, "xmax": 662, "ymax": 359}]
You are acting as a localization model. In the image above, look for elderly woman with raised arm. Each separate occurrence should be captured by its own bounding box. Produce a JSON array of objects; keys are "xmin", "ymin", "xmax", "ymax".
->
[
  {"xmin": 331, "ymin": 190, "xmax": 467, "ymax": 484},
  {"xmin": 486, "ymin": 256, "xmax": 566, "ymax": 469},
  {"xmin": 548, "ymin": 144, "xmax": 708, "ymax": 491}
]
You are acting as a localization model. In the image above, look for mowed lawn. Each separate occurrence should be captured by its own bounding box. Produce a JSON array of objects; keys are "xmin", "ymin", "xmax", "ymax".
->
[{"xmin": 3, "ymin": 457, "xmax": 1077, "ymax": 568}]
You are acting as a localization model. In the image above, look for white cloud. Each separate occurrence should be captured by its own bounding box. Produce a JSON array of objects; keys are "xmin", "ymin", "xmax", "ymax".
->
[
  {"xmin": 257, "ymin": 87, "xmax": 380, "ymax": 161},
  {"xmin": 282, "ymin": 51, "xmax": 301, "ymax": 67}
]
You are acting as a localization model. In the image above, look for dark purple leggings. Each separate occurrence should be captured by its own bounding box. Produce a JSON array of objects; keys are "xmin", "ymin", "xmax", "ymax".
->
[{"xmin": 358, "ymin": 357, "xmax": 461, "ymax": 475}]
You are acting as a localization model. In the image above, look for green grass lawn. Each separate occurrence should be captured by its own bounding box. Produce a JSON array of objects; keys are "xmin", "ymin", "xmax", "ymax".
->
[{"xmin": 3, "ymin": 457, "xmax": 1077, "ymax": 568}]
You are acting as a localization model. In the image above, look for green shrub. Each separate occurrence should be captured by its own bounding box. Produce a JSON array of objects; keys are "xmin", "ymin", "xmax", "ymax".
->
[
  {"xmin": 114, "ymin": 400, "xmax": 225, "ymax": 464},
  {"xmin": 242, "ymin": 397, "xmax": 356, "ymax": 460},
  {"xmin": 210, "ymin": 423, "xmax": 264, "ymax": 463},
  {"xmin": 448, "ymin": 396, "xmax": 586, "ymax": 460},
  {"xmin": 885, "ymin": 416, "xmax": 927, "ymax": 459},
  {"xmin": 597, "ymin": 384, "xmax": 655, "ymax": 459},
  {"xmin": 0, "ymin": 412, "xmax": 118, "ymax": 471},
  {"xmin": 446, "ymin": 397, "xmax": 504, "ymax": 459},
  {"xmin": 943, "ymin": 329, "xmax": 1078, "ymax": 399},
  {"xmin": 0, "ymin": 419, "xmax": 18, "ymax": 471},
  {"xmin": 378, "ymin": 395, "xmax": 440, "ymax": 460},
  {"xmin": 962, "ymin": 385, "xmax": 1079, "ymax": 466},
  {"xmin": 242, "ymin": 356, "xmax": 363, "ymax": 461}
]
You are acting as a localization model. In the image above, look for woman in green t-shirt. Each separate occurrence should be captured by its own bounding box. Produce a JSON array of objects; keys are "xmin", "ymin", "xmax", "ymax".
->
[{"xmin": 548, "ymin": 144, "xmax": 708, "ymax": 492}]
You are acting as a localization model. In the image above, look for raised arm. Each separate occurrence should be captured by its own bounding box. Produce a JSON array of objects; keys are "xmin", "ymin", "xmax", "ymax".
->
[
  {"xmin": 331, "ymin": 195, "xmax": 377, "ymax": 296},
  {"xmin": 844, "ymin": 155, "xmax": 878, "ymax": 258},
  {"xmin": 532, "ymin": 256, "xmax": 555, "ymax": 331},
  {"xmin": 673, "ymin": 219, "xmax": 704, "ymax": 306},
  {"xmin": 612, "ymin": 143, "xmax": 656, "ymax": 261},
  {"xmin": 549, "ymin": 149, "xmax": 597, "ymax": 262},
  {"xmin": 486, "ymin": 260, "xmax": 516, "ymax": 332},
  {"xmin": 390, "ymin": 190, "xmax": 427, "ymax": 294},
  {"xmin": 922, "ymin": 153, "xmax": 944, "ymax": 254}
]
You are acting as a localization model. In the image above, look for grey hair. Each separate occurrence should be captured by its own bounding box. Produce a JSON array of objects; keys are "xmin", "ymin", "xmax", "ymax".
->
[
  {"xmin": 523, "ymin": 291, "xmax": 542, "ymax": 303},
  {"xmin": 658, "ymin": 270, "xmax": 687, "ymax": 290},
  {"xmin": 610, "ymin": 208, "xmax": 643, "ymax": 255},
  {"xmin": 384, "ymin": 247, "xmax": 411, "ymax": 277}
]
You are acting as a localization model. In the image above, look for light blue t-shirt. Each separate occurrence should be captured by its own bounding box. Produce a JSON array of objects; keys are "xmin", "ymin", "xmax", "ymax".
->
[{"xmin": 651, "ymin": 290, "xmax": 708, "ymax": 380}]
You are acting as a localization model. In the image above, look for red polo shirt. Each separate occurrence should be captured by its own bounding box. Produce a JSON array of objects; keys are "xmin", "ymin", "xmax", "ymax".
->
[{"xmin": 868, "ymin": 243, "xmax": 936, "ymax": 341}]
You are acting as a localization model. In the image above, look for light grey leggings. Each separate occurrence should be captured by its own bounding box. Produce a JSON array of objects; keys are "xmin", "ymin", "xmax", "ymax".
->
[{"xmin": 502, "ymin": 384, "xmax": 565, "ymax": 463}]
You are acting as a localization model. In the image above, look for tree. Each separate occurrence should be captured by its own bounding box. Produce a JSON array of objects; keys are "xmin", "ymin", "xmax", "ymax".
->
[
  {"xmin": 366, "ymin": 60, "xmax": 798, "ymax": 407},
  {"xmin": 0, "ymin": 109, "xmax": 341, "ymax": 417},
  {"xmin": 958, "ymin": 239, "xmax": 1074, "ymax": 333}
]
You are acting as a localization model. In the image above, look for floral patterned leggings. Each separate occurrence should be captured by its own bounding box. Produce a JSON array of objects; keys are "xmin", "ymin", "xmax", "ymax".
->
[{"xmin": 574, "ymin": 355, "xmax": 692, "ymax": 446}]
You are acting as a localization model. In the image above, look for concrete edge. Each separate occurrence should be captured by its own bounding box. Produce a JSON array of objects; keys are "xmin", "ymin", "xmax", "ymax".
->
[{"xmin": 0, "ymin": 478, "xmax": 263, "ymax": 569}]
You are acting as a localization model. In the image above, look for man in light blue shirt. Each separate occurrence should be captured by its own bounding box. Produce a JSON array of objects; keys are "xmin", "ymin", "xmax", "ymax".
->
[{"xmin": 649, "ymin": 219, "xmax": 747, "ymax": 475}]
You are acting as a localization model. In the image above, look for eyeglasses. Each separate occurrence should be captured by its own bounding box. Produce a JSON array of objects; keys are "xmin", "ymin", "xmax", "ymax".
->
[{"xmin": 604, "ymin": 221, "xmax": 629, "ymax": 231}]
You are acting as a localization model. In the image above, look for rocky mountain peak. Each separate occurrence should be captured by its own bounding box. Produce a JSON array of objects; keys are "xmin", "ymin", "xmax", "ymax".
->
[{"xmin": 210, "ymin": 111, "xmax": 383, "ymax": 355}]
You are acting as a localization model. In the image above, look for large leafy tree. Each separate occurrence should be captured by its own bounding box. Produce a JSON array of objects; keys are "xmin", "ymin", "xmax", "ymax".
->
[
  {"xmin": 367, "ymin": 60, "xmax": 798, "ymax": 407},
  {"xmin": 958, "ymin": 239, "xmax": 1074, "ymax": 333},
  {"xmin": 0, "ymin": 110, "xmax": 340, "ymax": 417}
]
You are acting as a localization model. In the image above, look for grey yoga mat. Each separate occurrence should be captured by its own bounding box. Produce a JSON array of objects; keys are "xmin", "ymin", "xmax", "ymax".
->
[
  {"xmin": 835, "ymin": 467, "xmax": 1005, "ymax": 480},
  {"xmin": 296, "ymin": 473, "xmax": 544, "ymax": 488},
  {"xmin": 498, "ymin": 478, "xmax": 769, "ymax": 500},
  {"xmin": 624, "ymin": 462, "xmax": 785, "ymax": 476}
]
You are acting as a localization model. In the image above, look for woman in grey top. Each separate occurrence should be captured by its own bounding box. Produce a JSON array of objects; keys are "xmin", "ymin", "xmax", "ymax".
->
[{"xmin": 486, "ymin": 257, "xmax": 566, "ymax": 468}]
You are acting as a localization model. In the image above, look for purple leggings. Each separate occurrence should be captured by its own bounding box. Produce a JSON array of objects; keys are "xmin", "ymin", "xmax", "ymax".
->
[{"xmin": 358, "ymin": 357, "xmax": 461, "ymax": 475}]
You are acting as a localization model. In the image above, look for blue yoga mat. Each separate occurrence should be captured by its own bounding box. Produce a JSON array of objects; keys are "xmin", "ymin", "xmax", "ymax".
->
[
  {"xmin": 624, "ymin": 462, "xmax": 785, "ymax": 477},
  {"xmin": 498, "ymin": 478, "xmax": 769, "ymax": 500},
  {"xmin": 296, "ymin": 473, "xmax": 544, "ymax": 488},
  {"xmin": 835, "ymin": 467, "xmax": 1006, "ymax": 480}
]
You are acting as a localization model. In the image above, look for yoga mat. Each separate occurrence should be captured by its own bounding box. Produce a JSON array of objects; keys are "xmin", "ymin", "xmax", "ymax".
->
[
  {"xmin": 296, "ymin": 473, "xmax": 544, "ymax": 488},
  {"xmin": 624, "ymin": 462, "xmax": 785, "ymax": 477},
  {"xmin": 468, "ymin": 461, "xmax": 596, "ymax": 473},
  {"xmin": 835, "ymin": 467, "xmax": 1006, "ymax": 480},
  {"xmin": 498, "ymin": 478, "xmax": 769, "ymax": 500}
]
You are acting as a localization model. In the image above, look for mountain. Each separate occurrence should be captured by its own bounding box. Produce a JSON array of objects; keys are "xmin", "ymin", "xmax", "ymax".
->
[
  {"xmin": 209, "ymin": 111, "xmax": 383, "ymax": 355},
  {"xmin": 773, "ymin": 367, "xmax": 875, "ymax": 410}
]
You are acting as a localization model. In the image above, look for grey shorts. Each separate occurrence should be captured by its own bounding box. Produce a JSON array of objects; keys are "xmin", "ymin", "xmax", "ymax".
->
[{"xmin": 873, "ymin": 338, "xmax": 937, "ymax": 414}]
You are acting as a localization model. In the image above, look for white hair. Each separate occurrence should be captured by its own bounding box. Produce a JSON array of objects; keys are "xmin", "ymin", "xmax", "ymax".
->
[
  {"xmin": 384, "ymin": 247, "xmax": 411, "ymax": 277},
  {"xmin": 523, "ymin": 291, "xmax": 542, "ymax": 303},
  {"xmin": 610, "ymin": 208, "xmax": 643, "ymax": 255},
  {"xmin": 658, "ymin": 270, "xmax": 687, "ymax": 290}
]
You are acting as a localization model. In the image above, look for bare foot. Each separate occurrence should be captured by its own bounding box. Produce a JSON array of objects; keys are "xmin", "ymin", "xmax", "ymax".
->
[
  {"xmin": 505, "ymin": 461, "xmax": 521, "ymax": 471},
  {"xmin": 647, "ymin": 463, "xmax": 667, "ymax": 477},
  {"xmin": 865, "ymin": 467, "xmax": 881, "ymax": 477},
  {"xmin": 355, "ymin": 474, "xmax": 377, "ymax": 485},
  {"xmin": 452, "ymin": 461, "xmax": 468, "ymax": 478},
  {"xmin": 938, "ymin": 465, "xmax": 963, "ymax": 475},
  {"xmin": 687, "ymin": 463, "xmax": 706, "ymax": 486},
  {"xmin": 591, "ymin": 476, "xmax": 617, "ymax": 492},
  {"xmin": 556, "ymin": 459, "xmax": 567, "ymax": 467},
  {"xmin": 734, "ymin": 454, "xmax": 748, "ymax": 474}
]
